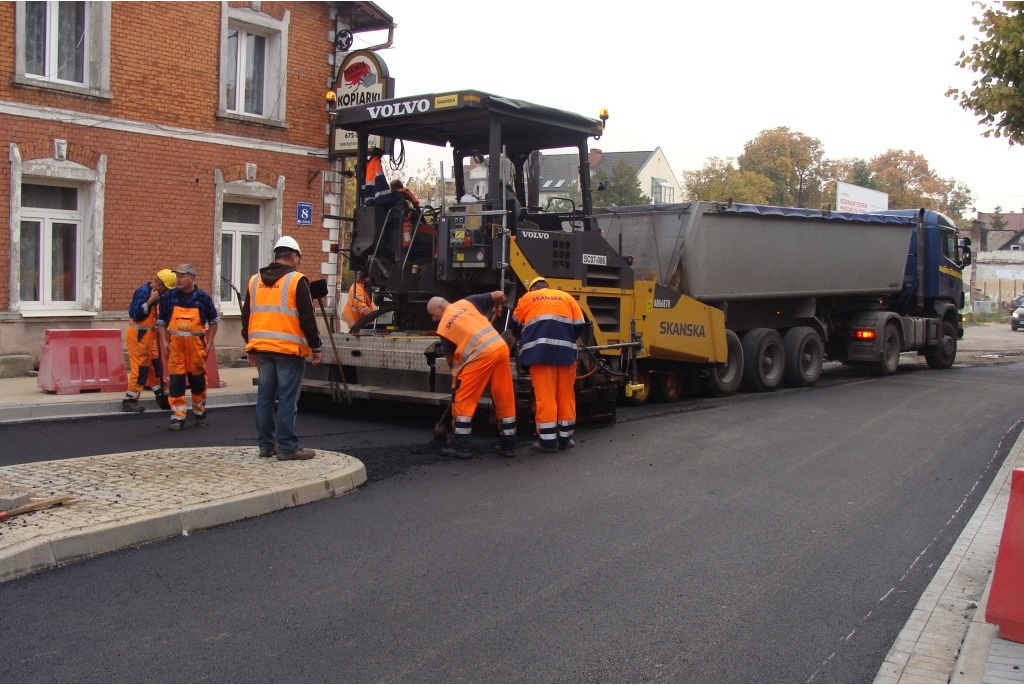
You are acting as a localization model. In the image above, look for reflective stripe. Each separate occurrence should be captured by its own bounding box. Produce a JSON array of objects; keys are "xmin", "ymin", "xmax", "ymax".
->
[
  {"xmin": 249, "ymin": 272, "xmax": 300, "ymax": 317},
  {"xmin": 520, "ymin": 337, "xmax": 578, "ymax": 354},
  {"xmin": 168, "ymin": 330, "xmax": 205, "ymax": 337},
  {"xmin": 249, "ymin": 330, "xmax": 309, "ymax": 345},
  {"xmin": 245, "ymin": 272, "xmax": 310, "ymax": 357}
]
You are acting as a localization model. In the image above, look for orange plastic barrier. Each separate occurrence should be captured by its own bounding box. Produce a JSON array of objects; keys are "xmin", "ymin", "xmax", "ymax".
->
[
  {"xmin": 206, "ymin": 341, "xmax": 225, "ymax": 389},
  {"xmin": 37, "ymin": 329, "xmax": 128, "ymax": 395},
  {"xmin": 986, "ymin": 467, "xmax": 1024, "ymax": 643}
]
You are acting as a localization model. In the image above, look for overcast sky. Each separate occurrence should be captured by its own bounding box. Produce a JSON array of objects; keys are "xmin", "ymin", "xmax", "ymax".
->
[{"xmin": 356, "ymin": 0, "xmax": 1018, "ymax": 216}]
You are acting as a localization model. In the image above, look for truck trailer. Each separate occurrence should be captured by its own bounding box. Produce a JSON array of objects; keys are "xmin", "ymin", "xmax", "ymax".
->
[
  {"xmin": 303, "ymin": 89, "xmax": 969, "ymax": 423},
  {"xmin": 592, "ymin": 202, "xmax": 970, "ymax": 400}
]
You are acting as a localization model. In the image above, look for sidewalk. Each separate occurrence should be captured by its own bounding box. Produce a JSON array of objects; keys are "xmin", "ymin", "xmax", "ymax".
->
[
  {"xmin": 0, "ymin": 368, "xmax": 1021, "ymax": 682},
  {"xmin": 0, "ymin": 366, "xmax": 366, "ymax": 582}
]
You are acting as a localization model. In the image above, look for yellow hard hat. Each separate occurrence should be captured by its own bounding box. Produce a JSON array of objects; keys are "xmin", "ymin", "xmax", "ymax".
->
[
  {"xmin": 157, "ymin": 269, "xmax": 177, "ymax": 289},
  {"xmin": 527, "ymin": 276, "xmax": 548, "ymax": 291}
]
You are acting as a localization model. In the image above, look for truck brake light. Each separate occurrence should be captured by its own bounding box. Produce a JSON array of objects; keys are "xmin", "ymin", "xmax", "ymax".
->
[{"xmin": 854, "ymin": 329, "xmax": 876, "ymax": 341}]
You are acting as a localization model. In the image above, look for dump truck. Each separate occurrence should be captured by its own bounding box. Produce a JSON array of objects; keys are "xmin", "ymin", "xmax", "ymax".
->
[
  {"xmin": 304, "ymin": 89, "xmax": 969, "ymax": 423},
  {"xmin": 592, "ymin": 202, "xmax": 970, "ymax": 401}
]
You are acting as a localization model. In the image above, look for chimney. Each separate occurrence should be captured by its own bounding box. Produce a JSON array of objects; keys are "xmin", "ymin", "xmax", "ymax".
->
[{"xmin": 589, "ymin": 149, "xmax": 603, "ymax": 168}]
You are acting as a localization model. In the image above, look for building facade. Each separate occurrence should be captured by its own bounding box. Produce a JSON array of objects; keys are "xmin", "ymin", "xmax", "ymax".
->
[{"xmin": 0, "ymin": 1, "xmax": 392, "ymax": 371}]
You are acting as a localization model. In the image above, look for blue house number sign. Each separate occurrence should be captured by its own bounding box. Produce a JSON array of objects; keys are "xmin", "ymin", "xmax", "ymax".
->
[{"xmin": 296, "ymin": 202, "xmax": 313, "ymax": 226}]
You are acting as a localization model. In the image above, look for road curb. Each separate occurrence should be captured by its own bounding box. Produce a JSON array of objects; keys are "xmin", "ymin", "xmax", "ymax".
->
[{"xmin": 0, "ymin": 457, "xmax": 366, "ymax": 583}]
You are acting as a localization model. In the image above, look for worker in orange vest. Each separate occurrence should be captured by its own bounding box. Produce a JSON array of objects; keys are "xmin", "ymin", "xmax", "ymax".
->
[
  {"xmin": 511, "ymin": 277, "xmax": 586, "ymax": 452},
  {"xmin": 123, "ymin": 268, "xmax": 176, "ymax": 413},
  {"xmin": 241, "ymin": 236, "xmax": 323, "ymax": 460},
  {"xmin": 340, "ymin": 270, "xmax": 376, "ymax": 331},
  {"xmin": 427, "ymin": 291, "xmax": 517, "ymax": 459}
]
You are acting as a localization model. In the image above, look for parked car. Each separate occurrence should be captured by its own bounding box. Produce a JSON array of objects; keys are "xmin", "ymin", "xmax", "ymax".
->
[
  {"xmin": 1010, "ymin": 294, "xmax": 1024, "ymax": 312},
  {"xmin": 1012, "ymin": 306, "xmax": 1024, "ymax": 331}
]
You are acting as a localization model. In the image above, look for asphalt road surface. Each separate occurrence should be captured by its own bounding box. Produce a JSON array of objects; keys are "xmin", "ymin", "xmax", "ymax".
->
[{"xmin": 1, "ymin": 323, "xmax": 1023, "ymax": 682}]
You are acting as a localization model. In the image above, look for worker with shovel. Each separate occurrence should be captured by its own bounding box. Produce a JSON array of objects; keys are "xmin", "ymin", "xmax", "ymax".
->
[
  {"xmin": 241, "ymin": 236, "xmax": 322, "ymax": 461},
  {"xmin": 427, "ymin": 291, "xmax": 517, "ymax": 459}
]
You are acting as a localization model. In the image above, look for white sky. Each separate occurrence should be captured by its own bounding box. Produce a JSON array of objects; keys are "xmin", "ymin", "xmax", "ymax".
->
[{"xmin": 354, "ymin": 0, "xmax": 1020, "ymax": 216}]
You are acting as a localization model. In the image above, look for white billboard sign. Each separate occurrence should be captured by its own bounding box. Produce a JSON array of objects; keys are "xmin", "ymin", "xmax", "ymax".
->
[{"xmin": 836, "ymin": 181, "xmax": 889, "ymax": 214}]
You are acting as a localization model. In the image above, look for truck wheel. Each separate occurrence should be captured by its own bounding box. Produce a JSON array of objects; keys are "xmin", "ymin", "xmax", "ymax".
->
[
  {"xmin": 741, "ymin": 328, "xmax": 785, "ymax": 392},
  {"xmin": 879, "ymin": 322, "xmax": 901, "ymax": 375},
  {"xmin": 707, "ymin": 330, "xmax": 743, "ymax": 397},
  {"xmin": 782, "ymin": 327, "xmax": 823, "ymax": 387},
  {"xmin": 653, "ymin": 372, "xmax": 682, "ymax": 402},
  {"xmin": 925, "ymin": 321, "xmax": 957, "ymax": 369}
]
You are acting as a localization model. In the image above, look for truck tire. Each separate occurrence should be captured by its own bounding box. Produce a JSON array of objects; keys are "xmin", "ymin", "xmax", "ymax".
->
[
  {"xmin": 879, "ymin": 322, "xmax": 901, "ymax": 375},
  {"xmin": 653, "ymin": 372, "xmax": 682, "ymax": 402},
  {"xmin": 925, "ymin": 321, "xmax": 957, "ymax": 369},
  {"xmin": 707, "ymin": 330, "xmax": 743, "ymax": 397},
  {"xmin": 782, "ymin": 326, "xmax": 823, "ymax": 387},
  {"xmin": 741, "ymin": 328, "xmax": 785, "ymax": 392}
]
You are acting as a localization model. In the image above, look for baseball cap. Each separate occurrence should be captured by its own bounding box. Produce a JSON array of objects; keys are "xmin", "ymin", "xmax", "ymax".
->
[{"xmin": 173, "ymin": 264, "xmax": 196, "ymax": 276}]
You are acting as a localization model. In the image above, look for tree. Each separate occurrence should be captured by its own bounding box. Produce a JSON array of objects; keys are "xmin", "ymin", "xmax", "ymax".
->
[
  {"xmin": 868, "ymin": 149, "xmax": 975, "ymax": 226},
  {"xmin": 991, "ymin": 204, "xmax": 1008, "ymax": 231},
  {"xmin": 404, "ymin": 158, "xmax": 446, "ymax": 206},
  {"xmin": 948, "ymin": 2, "xmax": 1024, "ymax": 145},
  {"xmin": 737, "ymin": 127, "xmax": 829, "ymax": 208},
  {"xmin": 682, "ymin": 156, "xmax": 774, "ymax": 204},
  {"xmin": 592, "ymin": 159, "xmax": 651, "ymax": 206}
]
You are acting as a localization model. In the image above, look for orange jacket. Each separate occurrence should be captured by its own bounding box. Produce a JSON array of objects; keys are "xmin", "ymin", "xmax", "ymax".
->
[{"xmin": 437, "ymin": 298, "xmax": 505, "ymax": 376}]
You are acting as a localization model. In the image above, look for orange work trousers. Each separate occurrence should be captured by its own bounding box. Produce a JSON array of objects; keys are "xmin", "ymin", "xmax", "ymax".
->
[
  {"xmin": 126, "ymin": 327, "xmax": 162, "ymax": 399},
  {"xmin": 167, "ymin": 333, "xmax": 207, "ymax": 421},
  {"xmin": 451, "ymin": 345, "xmax": 517, "ymax": 450},
  {"xmin": 529, "ymin": 364, "xmax": 576, "ymax": 449}
]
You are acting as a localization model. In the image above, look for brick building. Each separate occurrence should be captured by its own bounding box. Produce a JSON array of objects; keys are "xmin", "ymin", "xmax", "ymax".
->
[{"xmin": 0, "ymin": 1, "xmax": 393, "ymax": 372}]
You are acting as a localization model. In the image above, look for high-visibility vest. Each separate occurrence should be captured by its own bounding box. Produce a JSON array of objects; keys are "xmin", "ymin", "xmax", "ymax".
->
[
  {"xmin": 437, "ymin": 299, "xmax": 505, "ymax": 375},
  {"xmin": 245, "ymin": 271, "xmax": 311, "ymax": 357},
  {"xmin": 513, "ymin": 288, "xmax": 585, "ymax": 366},
  {"xmin": 340, "ymin": 281, "xmax": 376, "ymax": 328}
]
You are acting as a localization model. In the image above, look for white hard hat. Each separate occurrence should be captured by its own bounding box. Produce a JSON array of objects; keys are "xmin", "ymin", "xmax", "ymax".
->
[{"xmin": 273, "ymin": 236, "xmax": 301, "ymax": 256}]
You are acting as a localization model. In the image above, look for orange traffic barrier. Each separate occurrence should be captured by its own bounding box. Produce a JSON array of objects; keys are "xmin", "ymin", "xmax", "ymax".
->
[
  {"xmin": 206, "ymin": 341, "xmax": 226, "ymax": 388},
  {"xmin": 37, "ymin": 329, "xmax": 128, "ymax": 395},
  {"xmin": 986, "ymin": 467, "xmax": 1024, "ymax": 643}
]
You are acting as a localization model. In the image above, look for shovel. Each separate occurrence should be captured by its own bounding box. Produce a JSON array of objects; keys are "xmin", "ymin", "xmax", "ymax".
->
[{"xmin": 309, "ymin": 279, "xmax": 351, "ymax": 404}]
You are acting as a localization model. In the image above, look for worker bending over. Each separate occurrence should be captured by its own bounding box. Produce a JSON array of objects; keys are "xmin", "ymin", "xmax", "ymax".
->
[{"xmin": 427, "ymin": 291, "xmax": 517, "ymax": 459}]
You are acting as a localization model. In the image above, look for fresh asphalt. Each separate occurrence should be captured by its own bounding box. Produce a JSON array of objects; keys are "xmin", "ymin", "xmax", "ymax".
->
[{"xmin": 2, "ymin": 359, "xmax": 1023, "ymax": 682}]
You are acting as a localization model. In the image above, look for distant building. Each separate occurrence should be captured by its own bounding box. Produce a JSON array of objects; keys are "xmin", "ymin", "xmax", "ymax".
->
[{"xmin": 536, "ymin": 147, "xmax": 682, "ymax": 209}]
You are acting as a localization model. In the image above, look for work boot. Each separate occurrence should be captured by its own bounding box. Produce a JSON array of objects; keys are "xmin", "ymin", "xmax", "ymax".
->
[
  {"xmin": 558, "ymin": 439, "xmax": 576, "ymax": 451},
  {"xmin": 168, "ymin": 420, "xmax": 184, "ymax": 431},
  {"xmin": 493, "ymin": 444, "xmax": 516, "ymax": 458},
  {"xmin": 153, "ymin": 386, "xmax": 171, "ymax": 411},
  {"xmin": 258, "ymin": 446, "xmax": 278, "ymax": 459},
  {"xmin": 531, "ymin": 440, "xmax": 558, "ymax": 454},
  {"xmin": 122, "ymin": 399, "xmax": 145, "ymax": 413},
  {"xmin": 278, "ymin": 447, "xmax": 316, "ymax": 461},
  {"xmin": 194, "ymin": 414, "xmax": 208, "ymax": 427},
  {"xmin": 440, "ymin": 446, "xmax": 474, "ymax": 459}
]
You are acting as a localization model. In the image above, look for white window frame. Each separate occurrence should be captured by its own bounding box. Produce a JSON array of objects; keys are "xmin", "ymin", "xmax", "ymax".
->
[
  {"xmin": 13, "ymin": 0, "xmax": 112, "ymax": 99},
  {"xmin": 213, "ymin": 168, "xmax": 283, "ymax": 316},
  {"xmin": 19, "ymin": 191, "xmax": 82, "ymax": 308},
  {"xmin": 9, "ymin": 142, "xmax": 105, "ymax": 317},
  {"xmin": 218, "ymin": 4, "xmax": 289, "ymax": 127},
  {"xmin": 651, "ymin": 177, "xmax": 674, "ymax": 205},
  {"xmin": 220, "ymin": 202, "xmax": 264, "ymax": 310}
]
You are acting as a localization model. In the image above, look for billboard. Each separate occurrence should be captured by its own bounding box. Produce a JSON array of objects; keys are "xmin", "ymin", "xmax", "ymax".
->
[{"xmin": 836, "ymin": 181, "xmax": 889, "ymax": 214}]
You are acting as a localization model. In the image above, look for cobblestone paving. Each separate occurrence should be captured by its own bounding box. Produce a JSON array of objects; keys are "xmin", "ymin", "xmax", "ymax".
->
[{"xmin": 0, "ymin": 447, "xmax": 365, "ymax": 581}]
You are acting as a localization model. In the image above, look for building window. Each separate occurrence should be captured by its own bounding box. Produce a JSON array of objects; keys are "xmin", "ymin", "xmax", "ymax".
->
[
  {"xmin": 20, "ymin": 184, "xmax": 80, "ymax": 304},
  {"xmin": 10, "ymin": 143, "xmax": 105, "ymax": 316},
  {"xmin": 221, "ymin": 202, "xmax": 264, "ymax": 307},
  {"xmin": 651, "ymin": 178, "xmax": 674, "ymax": 205},
  {"xmin": 14, "ymin": 1, "xmax": 111, "ymax": 98},
  {"xmin": 219, "ymin": 6, "xmax": 289, "ymax": 125}
]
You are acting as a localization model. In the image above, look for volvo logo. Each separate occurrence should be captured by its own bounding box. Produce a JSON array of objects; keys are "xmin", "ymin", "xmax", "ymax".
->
[
  {"xmin": 367, "ymin": 99, "xmax": 430, "ymax": 119},
  {"xmin": 520, "ymin": 230, "xmax": 548, "ymax": 240}
]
